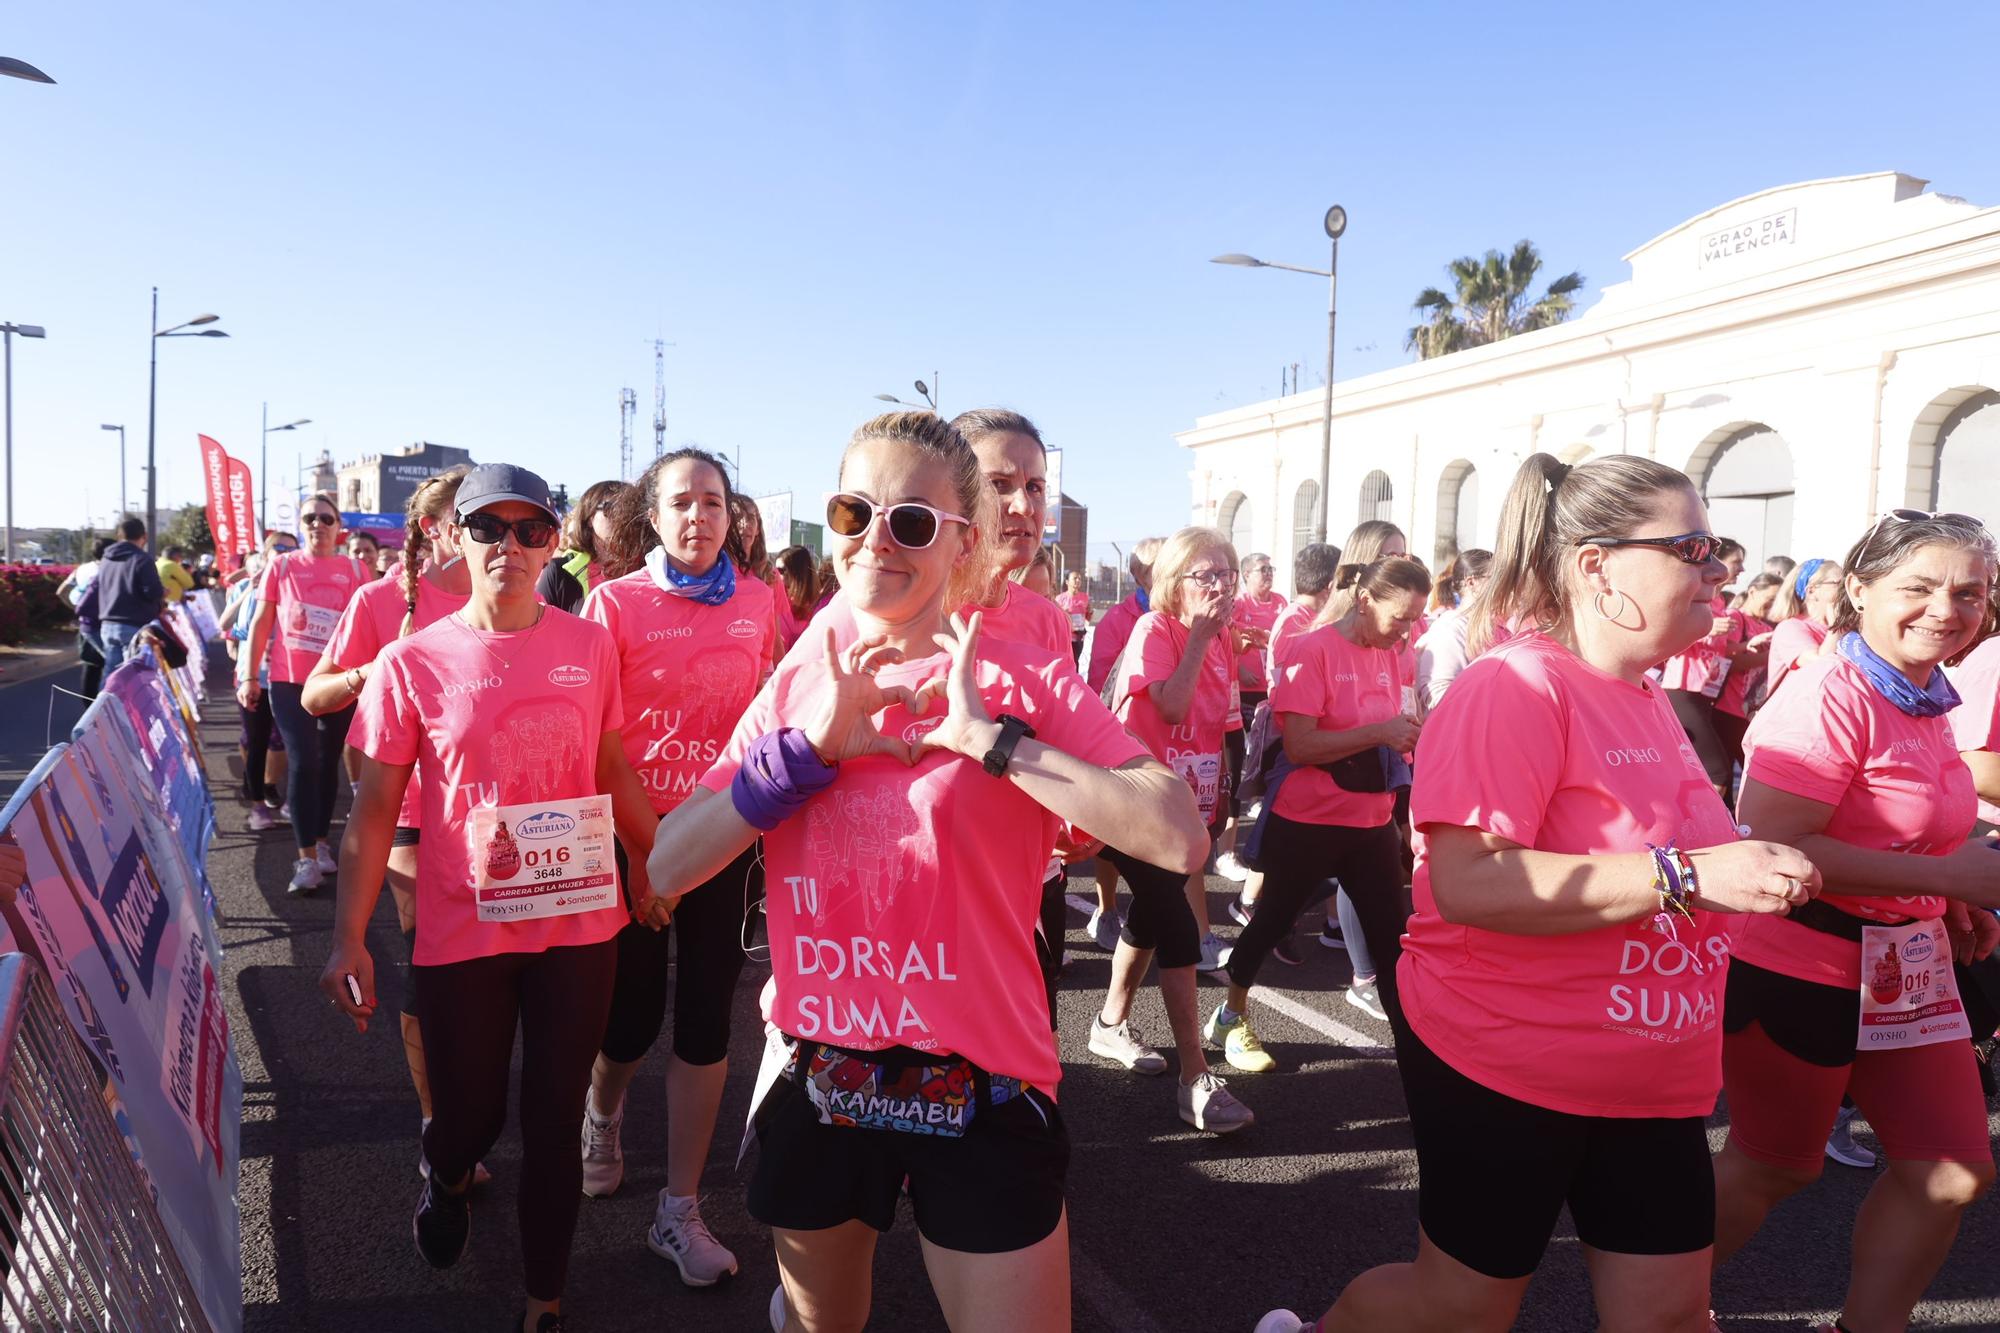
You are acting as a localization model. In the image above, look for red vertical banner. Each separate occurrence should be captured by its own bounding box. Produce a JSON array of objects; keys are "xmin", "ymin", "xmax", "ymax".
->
[
  {"xmin": 224, "ymin": 458, "xmax": 256, "ymax": 572},
  {"xmin": 197, "ymin": 435, "xmax": 237, "ymax": 573}
]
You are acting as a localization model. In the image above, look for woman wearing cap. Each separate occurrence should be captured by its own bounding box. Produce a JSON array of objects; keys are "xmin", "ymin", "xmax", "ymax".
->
[
  {"xmin": 320, "ymin": 463, "xmax": 662, "ymax": 1333},
  {"xmin": 575, "ymin": 447, "xmax": 776, "ymax": 1288},
  {"xmin": 653, "ymin": 412, "xmax": 1207, "ymax": 1333},
  {"xmin": 239, "ymin": 490, "xmax": 373, "ymax": 896},
  {"xmin": 1712, "ymin": 511, "xmax": 2000, "ymax": 1333}
]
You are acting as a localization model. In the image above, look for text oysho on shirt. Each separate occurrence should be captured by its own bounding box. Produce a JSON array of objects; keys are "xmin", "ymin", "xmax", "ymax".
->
[
  {"xmin": 1399, "ymin": 631, "xmax": 1742, "ymax": 1118},
  {"xmin": 583, "ymin": 567, "xmax": 775, "ymax": 814},
  {"xmin": 349, "ymin": 607, "xmax": 625, "ymax": 967},
  {"xmin": 1113, "ymin": 611, "xmax": 1232, "ymax": 824},
  {"xmin": 322, "ymin": 574, "xmax": 470, "ymax": 831},
  {"xmin": 258, "ymin": 552, "xmax": 371, "ymax": 684},
  {"xmin": 1734, "ymin": 651, "xmax": 1971, "ymax": 990},
  {"xmin": 699, "ymin": 637, "xmax": 1144, "ymax": 1090},
  {"xmin": 1267, "ymin": 622, "xmax": 1408, "ymax": 829}
]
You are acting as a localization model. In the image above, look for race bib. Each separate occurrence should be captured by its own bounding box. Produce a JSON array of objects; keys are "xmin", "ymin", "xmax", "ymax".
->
[
  {"xmin": 1068, "ymin": 611, "xmax": 1087, "ymax": 632},
  {"xmin": 289, "ymin": 602, "xmax": 342, "ymax": 654},
  {"xmin": 1170, "ymin": 748, "xmax": 1223, "ymax": 824},
  {"xmin": 1857, "ymin": 919, "xmax": 1970, "ymax": 1051},
  {"xmin": 469, "ymin": 795, "xmax": 617, "ymax": 923}
]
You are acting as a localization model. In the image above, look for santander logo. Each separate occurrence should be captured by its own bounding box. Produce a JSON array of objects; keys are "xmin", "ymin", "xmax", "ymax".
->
[
  {"xmin": 547, "ymin": 665, "xmax": 591, "ymax": 688},
  {"xmin": 727, "ymin": 618, "xmax": 760, "ymax": 640}
]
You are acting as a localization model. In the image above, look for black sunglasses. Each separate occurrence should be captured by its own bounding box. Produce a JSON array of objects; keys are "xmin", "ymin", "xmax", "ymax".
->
[
  {"xmin": 300, "ymin": 512, "xmax": 339, "ymax": 527},
  {"xmin": 1574, "ymin": 532, "xmax": 1722, "ymax": 565},
  {"xmin": 825, "ymin": 493, "xmax": 969, "ymax": 550},
  {"xmin": 459, "ymin": 512, "xmax": 558, "ymax": 549}
]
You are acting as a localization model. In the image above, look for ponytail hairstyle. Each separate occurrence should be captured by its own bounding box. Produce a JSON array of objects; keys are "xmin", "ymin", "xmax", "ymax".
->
[
  {"xmin": 1338, "ymin": 553, "xmax": 1434, "ymax": 608},
  {"xmin": 839, "ymin": 411, "xmax": 983, "ymax": 607},
  {"xmin": 1469, "ymin": 452, "xmax": 1700, "ymax": 655},
  {"xmin": 728, "ymin": 492, "xmax": 771, "ymax": 579},
  {"xmin": 1771, "ymin": 557, "xmax": 1840, "ymax": 623},
  {"xmin": 602, "ymin": 448, "xmax": 736, "ymax": 581},
  {"xmin": 774, "ymin": 544, "xmax": 818, "ymax": 620},
  {"xmin": 1832, "ymin": 511, "xmax": 1997, "ymax": 660},
  {"xmin": 397, "ymin": 466, "xmax": 470, "ymax": 638},
  {"xmin": 560, "ymin": 480, "xmax": 630, "ymax": 566},
  {"xmin": 1735, "ymin": 571, "xmax": 1785, "ymax": 621},
  {"xmin": 1317, "ymin": 519, "xmax": 1407, "ymax": 625},
  {"xmin": 1429, "ymin": 548, "xmax": 1493, "ymax": 611}
]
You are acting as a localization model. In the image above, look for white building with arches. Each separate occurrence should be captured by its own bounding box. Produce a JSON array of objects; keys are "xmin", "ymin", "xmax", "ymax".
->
[{"xmin": 1180, "ymin": 172, "xmax": 2000, "ymax": 593}]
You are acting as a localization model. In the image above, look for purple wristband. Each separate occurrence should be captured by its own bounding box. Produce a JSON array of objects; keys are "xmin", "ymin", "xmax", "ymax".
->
[{"xmin": 731, "ymin": 728, "xmax": 839, "ymax": 831}]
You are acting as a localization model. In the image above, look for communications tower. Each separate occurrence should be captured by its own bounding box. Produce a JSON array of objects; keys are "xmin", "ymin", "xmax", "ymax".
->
[
  {"xmin": 618, "ymin": 387, "xmax": 637, "ymax": 480},
  {"xmin": 652, "ymin": 339, "xmax": 669, "ymax": 459}
]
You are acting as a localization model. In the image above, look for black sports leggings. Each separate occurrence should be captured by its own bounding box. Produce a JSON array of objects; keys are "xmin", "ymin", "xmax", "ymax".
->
[
  {"xmin": 1101, "ymin": 845, "xmax": 1200, "ymax": 969},
  {"xmin": 1037, "ymin": 869, "xmax": 1069, "ymax": 1028},
  {"xmin": 266, "ymin": 681, "xmax": 352, "ymax": 849},
  {"xmin": 414, "ymin": 939, "xmax": 616, "ymax": 1302},
  {"xmin": 599, "ymin": 843, "xmax": 758, "ymax": 1067},
  {"xmin": 1228, "ymin": 815, "xmax": 1408, "ymax": 1026},
  {"xmin": 237, "ymin": 695, "xmax": 278, "ymax": 803}
]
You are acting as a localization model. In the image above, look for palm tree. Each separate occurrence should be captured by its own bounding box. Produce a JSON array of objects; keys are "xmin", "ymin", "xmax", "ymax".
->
[{"xmin": 1405, "ymin": 240, "xmax": 1584, "ymax": 359}]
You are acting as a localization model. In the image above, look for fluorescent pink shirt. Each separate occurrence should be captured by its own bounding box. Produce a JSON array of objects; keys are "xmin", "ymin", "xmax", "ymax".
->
[
  {"xmin": 1113, "ymin": 612, "xmax": 1232, "ymax": 823},
  {"xmin": 349, "ymin": 608, "xmax": 626, "ymax": 967},
  {"xmin": 698, "ymin": 638, "xmax": 1144, "ymax": 1088},
  {"xmin": 1054, "ymin": 589, "xmax": 1091, "ymax": 631},
  {"xmin": 323, "ymin": 574, "xmax": 470, "ymax": 829},
  {"xmin": 582, "ymin": 567, "xmax": 775, "ymax": 814},
  {"xmin": 779, "ymin": 581, "xmax": 1072, "ymax": 669},
  {"xmin": 1715, "ymin": 614, "xmax": 1775, "ymax": 719},
  {"xmin": 1735, "ymin": 652, "xmax": 1969, "ymax": 989},
  {"xmin": 1266, "ymin": 601, "xmax": 1318, "ymax": 683},
  {"xmin": 258, "ymin": 552, "xmax": 371, "ymax": 684},
  {"xmin": 1764, "ymin": 616, "xmax": 1829, "ymax": 701},
  {"xmin": 1087, "ymin": 594, "xmax": 1146, "ymax": 693},
  {"xmin": 1659, "ymin": 595, "xmax": 1740, "ymax": 696},
  {"xmin": 1268, "ymin": 623, "xmax": 1407, "ymax": 828},
  {"xmin": 1400, "ymin": 632, "xmax": 1741, "ymax": 1117},
  {"xmin": 1948, "ymin": 635, "xmax": 2000, "ymax": 826},
  {"xmin": 1232, "ymin": 591, "xmax": 1287, "ymax": 692}
]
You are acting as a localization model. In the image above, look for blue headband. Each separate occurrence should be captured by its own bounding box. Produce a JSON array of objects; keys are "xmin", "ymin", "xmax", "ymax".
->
[{"xmin": 1792, "ymin": 557, "xmax": 1826, "ymax": 602}]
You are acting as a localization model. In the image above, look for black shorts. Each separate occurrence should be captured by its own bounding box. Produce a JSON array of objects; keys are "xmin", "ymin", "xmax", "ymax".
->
[
  {"xmin": 1398, "ymin": 1024, "xmax": 1714, "ymax": 1279},
  {"xmin": 747, "ymin": 1053, "xmax": 1069, "ymax": 1254}
]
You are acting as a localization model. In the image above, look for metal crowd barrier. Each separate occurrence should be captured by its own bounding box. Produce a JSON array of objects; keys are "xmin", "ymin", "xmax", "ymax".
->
[{"xmin": 0, "ymin": 953, "xmax": 209, "ymax": 1331}]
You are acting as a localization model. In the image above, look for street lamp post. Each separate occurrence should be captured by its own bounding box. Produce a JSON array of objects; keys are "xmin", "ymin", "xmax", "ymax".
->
[
  {"xmin": 1212, "ymin": 204, "xmax": 1347, "ymax": 543},
  {"xmin": 261, "ymin": 404, "xmax": 311, "ymax": 535},
  {"xmin": 1, "ymin": 321, "xmax": 47, "ymax": 562},
  {"xmin": 100, "ymin": 424, "xmax": 127, "ymax": 523},
  {"xmin": 872, "ymin": 373, "xmax": 940, "ymax": 414},
  {"xmin": 146, "ymin": 288, "xmax": 228, "ymax": 541}
]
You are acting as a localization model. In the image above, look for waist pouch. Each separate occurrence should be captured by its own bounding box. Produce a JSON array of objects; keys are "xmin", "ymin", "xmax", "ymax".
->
[
  {"xmin": 1322, "ymin": 744, "xmax": 1411, "ymax": 794},
  {"xmin": 1786, "ymin": 897, "xmax": 1911, "ymax": 943},
  {"xmin": 784, "ymin": 1041, "xmax": 1022, "ymax": 1138}
]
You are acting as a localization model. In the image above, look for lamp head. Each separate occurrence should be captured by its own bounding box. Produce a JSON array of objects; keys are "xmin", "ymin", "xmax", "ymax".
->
[
  {"xmin": 1211, "ymin": 253, "xmax": 1265, "ymax": 267},
  {"xmin": 1324, "ymin": 205, "xmax": 1348, "ymax": 240},
  {"xmin": 188, "ymin": 313, "xmax": 220, "ymax": 326}
]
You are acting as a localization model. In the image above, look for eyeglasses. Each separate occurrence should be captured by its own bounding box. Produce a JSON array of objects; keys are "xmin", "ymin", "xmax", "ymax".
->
[
  {"xmin": 300, "ymin": 512, "xmax": 339, "ymax": 528},
  {"xmin": 825, "ymin": 493, "xmax": 969, "ymax": 550},
  {"xmin": 459, "ymin": 512, "xmax": 559, "ymax": 549},
  {"xmin": 1182, "ymin": 569, "xmax": 1240, "ymax": 589},
  {"xmin": 1574, "ymin": 532, "xmax": 1721, "ymax": 565}
]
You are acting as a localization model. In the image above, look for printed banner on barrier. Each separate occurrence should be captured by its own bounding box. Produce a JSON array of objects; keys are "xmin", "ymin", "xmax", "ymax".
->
[
  {"xmin": 0, "ymin": 740, "xmax": 243, "ymax": 1333},
  {"xmin": 98, "ymin": 661, "xmax": 215, "ymax": 875}
]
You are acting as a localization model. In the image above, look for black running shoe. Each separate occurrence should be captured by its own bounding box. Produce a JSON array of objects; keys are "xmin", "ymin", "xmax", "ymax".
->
[{"xmin": 412, "ymin": 1174, "xmax": 470, "ymax": 1269}]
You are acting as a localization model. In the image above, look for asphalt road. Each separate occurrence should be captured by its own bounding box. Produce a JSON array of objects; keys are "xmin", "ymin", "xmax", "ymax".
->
[{"xmin": 156, "ymin": 646, "xmax": 2000, "ymax": 1332}]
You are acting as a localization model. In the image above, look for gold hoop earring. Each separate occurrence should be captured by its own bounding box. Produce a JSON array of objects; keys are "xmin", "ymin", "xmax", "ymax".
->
[{"xmin": 1593, "ymin": 589, "xmax": 1630, "ymax": 623}]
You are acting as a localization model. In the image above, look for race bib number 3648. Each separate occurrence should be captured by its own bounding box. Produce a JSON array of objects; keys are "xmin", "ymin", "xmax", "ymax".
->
[{"xmin": 469, "ymin": 795, "xmax": 617, "ymax": 923}]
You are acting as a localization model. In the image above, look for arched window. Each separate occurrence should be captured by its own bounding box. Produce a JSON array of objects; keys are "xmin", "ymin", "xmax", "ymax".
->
[
  {"xmin": 1358, "ymin": 470, "xmax": 1394, "ymax": 525},
  {"xmin": 1928, "ymin": 390, "xmax": 2000, "ymax": 517},
  {"xmin": 1291, "ymin": 480, "xmax": 1320, "ymax": 556},
  {"xmin": 1215, "ymin": 491, "xmax": 1252, "ymax": 555},
  {"xmin": 1691, "ymin": 424, "xmax": 1793, "ymax": 573},
  {"xmin": 1434, "ymin": 460, "xmax": 1478, "ymax": 566}
]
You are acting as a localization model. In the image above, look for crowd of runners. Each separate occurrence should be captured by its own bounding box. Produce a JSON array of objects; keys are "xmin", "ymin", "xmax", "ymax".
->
[{"xmin": 161, "ymin": 404, "xmax": 2000, "ymax": 1332}]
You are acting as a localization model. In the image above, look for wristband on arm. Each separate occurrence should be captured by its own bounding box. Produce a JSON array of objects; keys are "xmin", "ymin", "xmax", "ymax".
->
[{"xmin": 730, "ymin": 728, "xmax": 839, "ymax": 831}]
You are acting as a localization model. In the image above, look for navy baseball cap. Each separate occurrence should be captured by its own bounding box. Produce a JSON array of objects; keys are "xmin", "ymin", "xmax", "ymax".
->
[{"xmin": 454, "ymin": 463, "xmax": 557, "ymax": 521}]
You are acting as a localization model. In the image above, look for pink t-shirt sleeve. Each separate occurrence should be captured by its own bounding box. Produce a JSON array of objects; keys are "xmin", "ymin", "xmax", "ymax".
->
[
  {"xmin": 1039, "ymin": 657, "xmax": 1149, "ymax": 770},
  {"xmin": 1743, "ymin": 667, "xmax": 1865, "ymax": 807},
  {"xmin": 351, "ymin": 648, "xmax": 421, "ymax": 767},
  {"xmin": 324, "ymin": 586, "xmax": 386, "ymax": 670},
  {"xmin": 1948, "ymin": 638, "xmax": 2000, "ymax": 754},
  {"xmin": 1120, "ymin": 615, "xmax": 1178, "ymax": 698},
  {"xmin": 1407, "ymin": 652, "xmax": 1566, "ymax": 849}
]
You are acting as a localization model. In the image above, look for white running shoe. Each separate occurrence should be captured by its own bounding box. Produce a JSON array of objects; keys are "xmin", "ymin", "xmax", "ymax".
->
[
  {"xmin": 1254, "ymin": 1312, "xmax": 1304, "ymax": 1333},
  {"xmin": 580, "ymin": 1093, "xmax": 624, "ymax": 1197},
  {"xmin": 1199, "ymin": 933, "xmax": 1232, "ymax": 973},
  {"xmin": 1345, "ymin": 980, "xmax": 1388, "ymax": 1023},
  {"xmin": 647, "ymin": 1191, "xmax": 740, "ymax": 1286},
  {"xmin": 1178, "ymin": 1070, "xmax": 1254, "ymax": 1133},
  {"xmin": 287, "ymin": 856, "xmax": 322, "ymax": 896},
  {"xmin": 1086, "ymin": 907, "xmax": 1123, "ymax": 953},
  {"xmin": 1087, "ymin": 1016, "xmax": 1168, "ymax": 1074},
  {"xmin": 247, "ymin": 805, "xmax": 278, "ymax": 832},
  {"xmin": 1214, "ymin": 851, "xmax": 1250, "ymax": 882},
  {"xmin": 314, "ymin": 841, "xmax": 338, "ymax": 877}
]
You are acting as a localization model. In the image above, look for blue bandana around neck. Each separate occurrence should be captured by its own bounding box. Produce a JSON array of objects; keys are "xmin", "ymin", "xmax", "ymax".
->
[
  {"xmin": 646, "ymin": 546, "xmax": 737, "ymax": 606},
  {"xmin": 1837, "ymin": 631, "xmax": 1961, "ymax": 718},
  {"xmin": 1134, "ymin": 587, "xmax": 1150, "ymax": 612}
]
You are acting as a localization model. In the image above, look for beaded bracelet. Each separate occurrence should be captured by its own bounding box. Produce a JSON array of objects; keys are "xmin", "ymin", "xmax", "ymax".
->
[{"xmin": 1645, "ymin": 843, "xmax": 1696, "ymax": 928}]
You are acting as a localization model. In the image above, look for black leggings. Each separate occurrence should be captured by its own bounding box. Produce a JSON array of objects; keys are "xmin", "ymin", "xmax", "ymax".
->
[
  {"xmin": 1227, "ymin": 815, "xmax": 1407, "ymax": 1025},
  {"xmin": 414, "ymin": 939, "xmax": 617, "ymax": 1302},
  {"xmin": 1101, "ymin": 846, "xmax": 1200, "ymax": 969},
  {"xmin": 238, "ymin": 693, "xmax": 278, "ymax": 803},
  {"xmin": 599, "ymin": 843, "xmax": 758, "ymax": 1067},
  {"xmin": 1037, "ymin": 869, "xmax": 1069, "ymax": 1028},
  {"xmin": 266, "ymin": 681, "xmax": 352, "ymax": 849},
  {"xmin": 1667, "ymin": 688, "xmax": 1732, "ymax": 793}
]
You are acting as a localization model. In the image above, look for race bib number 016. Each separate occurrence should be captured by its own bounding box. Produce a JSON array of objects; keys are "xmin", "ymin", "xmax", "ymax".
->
[
  {"xmin": 290, "ymin": 602, "xmax": 342, "ymax": 654},
  {"xmin": 1857, "ymin": 919, "xmax": 1970, "ymax": 1051},
  {"xmin": 469, "ymin": 795, "xmax": 617, "ymax": 923}
]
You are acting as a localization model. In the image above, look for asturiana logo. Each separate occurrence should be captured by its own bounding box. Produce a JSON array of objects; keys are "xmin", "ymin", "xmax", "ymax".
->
[
  {"xmin": 548, "ymin": 665, "xmax": 591, "ymax": 688},
  {"xmin": 1902, "ymin": 933, "xmax": 1936, "ymax": 964},
  {"xmin": 727, "ymin": 618, "xmax": 760, "ymax": 640},
  {"xmin": 902, "ymin": 717, "xmax": 943, "ymax": 744},
  {"xmin": 518, "ymin": 811, "xmax": 577, "ymax": 840}
]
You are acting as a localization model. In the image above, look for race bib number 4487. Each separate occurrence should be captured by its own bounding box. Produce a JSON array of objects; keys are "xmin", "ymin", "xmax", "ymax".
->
[{"xmin": 469, "ymin": 795, "xmax": 617, "ymax": 922}]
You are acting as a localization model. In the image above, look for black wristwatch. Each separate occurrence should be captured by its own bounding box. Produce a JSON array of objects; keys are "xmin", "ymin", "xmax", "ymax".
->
[{"xmin": 982, "ymin": 714, "xmax": 1037, "ymax": 777}]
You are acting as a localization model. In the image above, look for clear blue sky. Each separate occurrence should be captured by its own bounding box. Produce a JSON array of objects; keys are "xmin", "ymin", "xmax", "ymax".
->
[{"xmin": 7, "ymin": 2, "xmax": 1999, "ymax": 559}]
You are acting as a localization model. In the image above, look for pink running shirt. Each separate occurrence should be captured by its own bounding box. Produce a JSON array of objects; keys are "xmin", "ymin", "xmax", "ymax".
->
[
  {"xmin": 1087, "ymin": 593, "xmax": 1147, "ymax": 694},
  {"xmin": 1764, "ymin": 616, "xmax": 1829, "ymax": 701},
  {"xmin": 1265, "ymin": 601, "xmax": 1318, "ymax": 684},
  {"xmin": 1948, "ymin": 634, "xmax": 2000, "ymax": 826},
  {"xmin": 1054, "ymin": 589, "xmax": 1091, "ymax": 630},
  {"xmin": 1400, "ymin": 632, "xmax": 1741, "ymax": 1117},
  {"xmin": 699, "ymin": 638, "xmax": 1144, "ymax": 1089},
  {"xmin": 1715, "ymin": 614, "xmax": 1774, "ymax": 719},
  {"xmin": 258, "ymin": 552, "xmax": 372, "ymax": 684},
  {"xmin": 1268, "ymin": 623, "xmax": 1408, "ymax": 828},
  {"xmin": 777, "ymin": 580, "xmax": 1073, "ymax": 669},
  {"xmin": 349, "ymin": 607, "xmax": 627, "ymax": 967},
  {"xmin": 1735, "ymin": 652, "xmax": 1969, "ymax": 988},
  {"xmin": 1659, "ymin": 595, "xmax": 1740, "ymax": 696},
  {"xmin": 583, "ymin": 567, "xmax": 775, "ymax": 813},
  {"xmin": 323, "ymin": 574, "xmax": 470, "ymax": 830},
  {"xmin": 1112, "ymin": 612, "xmax": 1233, "ymax": 823},
  {"xmin": 1233, "ymin": 591, "xmax": 1287, "ymax": 692}
]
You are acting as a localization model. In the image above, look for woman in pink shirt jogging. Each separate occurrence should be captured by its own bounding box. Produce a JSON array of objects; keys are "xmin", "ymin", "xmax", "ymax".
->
[
  {"xmin": 320, "ymin": 464, "xmax": 663, "ymax": 1333},
  {"xmin": 1260, "ymin": 453, "xmax": 1817, "ymax": 1333},
  {"xmin": 652, "ymin": 412, "xmax": 1207, "ymax": 1333},
  {"xmin": 1713, "ymin": 510, "xmax": 2000, "ymax": 1333}
]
